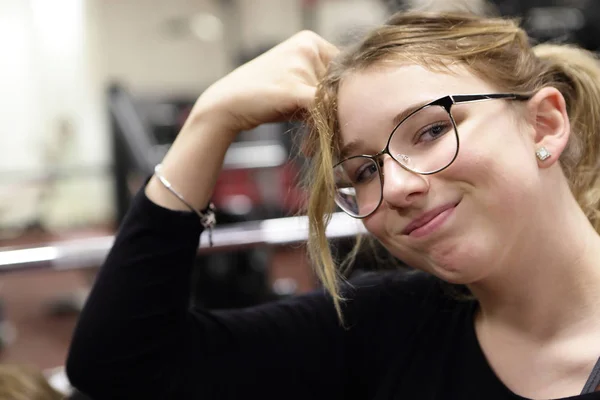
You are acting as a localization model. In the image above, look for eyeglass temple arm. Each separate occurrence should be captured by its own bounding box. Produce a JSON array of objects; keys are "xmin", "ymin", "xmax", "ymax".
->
[{"xmin": 450, "ymin": 93, "xmax": 532, "ymax": 104}]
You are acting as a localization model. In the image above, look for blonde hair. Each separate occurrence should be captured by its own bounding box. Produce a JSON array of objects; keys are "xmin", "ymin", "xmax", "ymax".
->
[
  {"xmin": 304, "ymin": 11, "xmax": 600, "ymax": 320},
  {"xmin": 0, "ymin": 364, "xmax": 63, "ymax": 400}
]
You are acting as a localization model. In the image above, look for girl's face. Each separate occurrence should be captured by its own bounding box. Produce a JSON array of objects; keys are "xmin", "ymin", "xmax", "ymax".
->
[{"xmin": 336, "ymin": 64, "xmax": 546, "ymax": 284}]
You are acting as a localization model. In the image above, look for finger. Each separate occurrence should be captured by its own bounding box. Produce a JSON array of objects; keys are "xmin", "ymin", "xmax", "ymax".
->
[
  {"xmin": 315, "ymin": 37, "xmax": 340, "ymax": 80},
  {"xmin": 270, "ymin": 83, "xmax": 316, "ymax": 123},
  {"xmin": 293, "ymin": 31, "xmax": 339, "ymax": 80},
  {"xmin": 275, "ymin": 108, "xmax": 311, "ymax": 124},
  {"xmin": 294, "ymin": 83, "xmax": 318, "ymax": 111},
  {"xmin": 315, "ymin": 36, "xmax": 340, "ymax": 65}
]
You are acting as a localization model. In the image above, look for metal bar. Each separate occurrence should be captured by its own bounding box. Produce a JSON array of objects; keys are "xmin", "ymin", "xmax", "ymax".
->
[
  {"xmin": 108, "ymin": 85, "xmax": 158, "ymax": 175},
  {"xmin": 0, "ymin": 165, "xmax": 112, "ymax": 185},
  {"xmin": 0, "ymin": 212, "xmax": 366, "ymax": 273},
  {"xmin": 152, "ymin": 140, "xmax": 288, "ymax": 171},
  {"xmin": 0, "ymin": 138, "xmax": 288, "ymax": 186}
]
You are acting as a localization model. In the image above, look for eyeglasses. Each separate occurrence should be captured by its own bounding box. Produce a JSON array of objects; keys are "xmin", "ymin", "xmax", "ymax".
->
[{"xmin": 333, "ymin": 93, "xmax": 532, "ymax": 218}]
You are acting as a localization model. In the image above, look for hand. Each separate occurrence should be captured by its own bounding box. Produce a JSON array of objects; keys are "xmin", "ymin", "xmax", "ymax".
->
[
  {"xmin": 191, "ymin": 30, "xmax": 339, "ymax": 135},
  {"xmin": 146, "ymin": 31, "xmax": 337, "ymax": 211}
]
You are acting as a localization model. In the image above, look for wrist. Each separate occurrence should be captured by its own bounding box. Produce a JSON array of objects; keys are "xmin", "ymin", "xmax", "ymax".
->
[
  {"xmin": 181, "ymin": 109, "xmax": 237, "ymax": 143},
  {"xmin": 146, "ymin": 107, "xmax": 238, "ymax": 213},
  {"xmin": 187, "ymin": 96, "xmax": 243, "ymax": 141}
]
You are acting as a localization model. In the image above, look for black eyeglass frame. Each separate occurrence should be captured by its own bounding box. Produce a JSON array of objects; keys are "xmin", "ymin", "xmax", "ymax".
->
[{"xmin": 333, "ymin": 93, "xmax": 532, "ymax": 219}]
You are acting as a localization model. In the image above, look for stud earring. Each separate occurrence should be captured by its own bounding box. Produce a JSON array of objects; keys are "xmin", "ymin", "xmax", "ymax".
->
[{"xmin": 536, "ymin": 147, "xmax": 551, "ymax": 161}]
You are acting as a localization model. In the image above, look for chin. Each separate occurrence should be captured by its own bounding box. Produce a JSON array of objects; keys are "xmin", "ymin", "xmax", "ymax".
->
[
  {"xmin": 431, "ymin": 267, "xmax": 480, "ymax": 285},
  {"xmin": 422, "ymin": 240, "xmax": 493, "ymax": 285}
]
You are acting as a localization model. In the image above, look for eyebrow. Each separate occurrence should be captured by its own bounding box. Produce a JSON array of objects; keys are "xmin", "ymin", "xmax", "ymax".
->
[{"xmin": 338, "ymin": 99, "xmax": 431, "ymax": 160}]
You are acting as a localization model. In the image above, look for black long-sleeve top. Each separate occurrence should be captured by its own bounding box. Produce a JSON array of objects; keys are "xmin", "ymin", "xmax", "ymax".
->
[{"xmin": 66, "ymin": 188, "xmax": 600, "ymax": 400}]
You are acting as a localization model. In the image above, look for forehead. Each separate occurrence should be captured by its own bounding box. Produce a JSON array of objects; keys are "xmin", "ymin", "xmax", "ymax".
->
[{"xmin": 336, "ymin": 64, "xmax": 496, "ymax": 148}]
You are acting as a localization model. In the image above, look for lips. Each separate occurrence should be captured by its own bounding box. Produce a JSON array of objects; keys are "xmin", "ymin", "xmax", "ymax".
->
[{"xmin": 402, "ymin": 203, "xmax": 458, "ymax": 236}]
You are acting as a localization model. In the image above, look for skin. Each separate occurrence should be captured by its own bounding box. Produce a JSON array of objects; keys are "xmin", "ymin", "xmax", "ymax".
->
[
  {"xmin": 145, "ymin": 31, "xmax": 338, "ymax": 213},
  {"xmin": 145, "ymin": 28, "xmax": 600, "ymax": 398},
  {"xmin": 338, "ymin": 64, "xmax": 549, "ymax": 284},
  {"xmin": 338, "ymin": 64, "xmax": 600, "ymax": 398}
]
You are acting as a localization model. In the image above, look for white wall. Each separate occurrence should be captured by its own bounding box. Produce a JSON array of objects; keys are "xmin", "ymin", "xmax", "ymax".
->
[
  {"xmin": 0, "ymin": 0, "xmax": 44, "ymax": 172},
  {"xmin": 97, "ymin": 0, "xmax": 230, "ymax": 95},
  {"xmin": 317, "ymin": 0, "xmax": 387, "ymax": 44},
  {"xmin": 238, "ymin": 0, "xmax": 303, "ymax": 52},
  {"xmin": 0, "ymin": 0, "xmax": 112, "ymax": 233},
  {"xmin": 95, "ymin": 0, "xmax": 385, "ymax": 93},
  {"xmin": 0, "ymin": 0, "xmax": 385, "ymax": 234}
]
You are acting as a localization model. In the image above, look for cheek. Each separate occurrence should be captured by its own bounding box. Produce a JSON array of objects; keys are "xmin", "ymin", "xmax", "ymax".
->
[
  {"xmin": 449, "ymin": 116, "xmax": 539, "ymax": 205},
  {"xmin": 363, "ymin": 212, "xmax": 389, "ymax": 240},
  {"xmin": 361, "ymin": 119, "xmax": 541, "ymax": 278},
  {"xmin": 362, "ymin": 212, "xmax": 427, "ymax": 267},
  {"xmin": 362, "ymin": 212, "xmax": 412, "ymax": 263},
  {"xmin": 448, "ymin": 144, "xmax": 539, "ymax": 247}
]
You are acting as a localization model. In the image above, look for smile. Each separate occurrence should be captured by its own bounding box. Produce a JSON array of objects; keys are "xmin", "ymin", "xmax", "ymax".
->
[{"xmin": 402, "ymin": 202, "xmax": 458, "ymax": 238}]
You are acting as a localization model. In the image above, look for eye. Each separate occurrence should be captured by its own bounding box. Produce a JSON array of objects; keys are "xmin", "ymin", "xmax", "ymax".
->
[
  {"xmin": 353, "ymin": 160, "xmax": 378, "ymax": 184},
  {"xmin": 415, "ymin": 121, "xmax": 453, "ymax": 143}
]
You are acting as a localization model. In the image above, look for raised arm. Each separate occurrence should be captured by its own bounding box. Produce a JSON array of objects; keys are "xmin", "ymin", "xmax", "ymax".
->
[
  {"xmin": 145, "ymin": 30, "xmax": 338, "ymax": 214},
  {"xmin": 66, "ymin": 32, "xmax": 347, "ymax": 400}
]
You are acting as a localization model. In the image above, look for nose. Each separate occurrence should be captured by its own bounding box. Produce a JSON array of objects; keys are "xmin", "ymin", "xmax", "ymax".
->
[{"xmin": 381, "ymin": 157, "xmax": 429, "ymax": 209}]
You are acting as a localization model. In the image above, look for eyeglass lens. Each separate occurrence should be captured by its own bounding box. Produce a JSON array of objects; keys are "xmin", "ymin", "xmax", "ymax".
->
[{"xmin": 334, "ymin": 105, "xmax": 458, "ymax": 217}]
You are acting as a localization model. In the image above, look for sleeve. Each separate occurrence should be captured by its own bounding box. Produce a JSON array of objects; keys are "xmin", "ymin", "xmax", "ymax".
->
[{"xmin": 65, "ymin": 187, "xmax": 368, "ymax": 400}]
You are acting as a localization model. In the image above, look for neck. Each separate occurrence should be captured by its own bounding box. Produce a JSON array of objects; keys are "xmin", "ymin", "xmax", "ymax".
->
[{"xmin": 468, "ymin": 184, "xmax": 600, "ymax": 342}]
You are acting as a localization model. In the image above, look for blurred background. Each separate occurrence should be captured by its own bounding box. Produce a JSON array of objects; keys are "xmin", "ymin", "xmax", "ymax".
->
[{"xmin": 0, "ymin": 0, "xmax": 599, "ymax": 397}]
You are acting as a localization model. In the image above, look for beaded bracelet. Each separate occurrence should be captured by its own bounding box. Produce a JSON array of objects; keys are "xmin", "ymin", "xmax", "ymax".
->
[{"xmin": 154, "ymin": 164, "xmax": 216, "ymax": 246}]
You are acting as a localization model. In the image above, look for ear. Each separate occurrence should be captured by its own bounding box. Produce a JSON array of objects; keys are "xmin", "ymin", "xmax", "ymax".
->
[{"xmin": 525, "ymin": 87, "xmax": 570, "ymax": 168}]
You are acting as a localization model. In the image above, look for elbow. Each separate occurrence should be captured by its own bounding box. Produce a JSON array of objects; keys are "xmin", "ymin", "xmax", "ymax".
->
[
  {"xmin": 65, "ymin": 346, "xmax": 93, "ymax": 396},
  {"xmin": 66, "ymin": 333, "xmax": 107, "ymax": 397}
]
